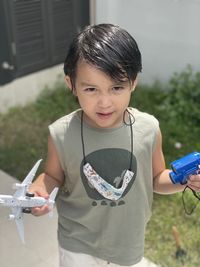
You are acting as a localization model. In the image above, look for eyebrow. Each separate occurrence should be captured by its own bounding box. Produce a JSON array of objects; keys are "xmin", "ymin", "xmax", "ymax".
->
[
  {"xmin": 80, "ymin": 82, "xmax": 97, "ymax": 87},
  {"xmin": 80, "ymin": 80, "xmax": 129, "ymax": 87}
]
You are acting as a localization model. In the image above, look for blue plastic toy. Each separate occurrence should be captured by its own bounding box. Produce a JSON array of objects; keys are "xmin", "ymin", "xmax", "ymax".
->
[{"xmin": 169, "ymin": 152, "xmax": 200, "ymax": 184}]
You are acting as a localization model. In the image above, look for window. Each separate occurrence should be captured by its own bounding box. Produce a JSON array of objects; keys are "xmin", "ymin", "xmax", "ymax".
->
[{"xmin": 0, "ymin": 0, "xmax": 89, "ymax": 85}]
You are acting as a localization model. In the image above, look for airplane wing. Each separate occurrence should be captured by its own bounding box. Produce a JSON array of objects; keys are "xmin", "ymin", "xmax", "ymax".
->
[
  {"xmin": 14, "ymin": 159, "xmax": 42, "ymax": 198},
  {"xmin": 11, "ymin": 207, "xmax": 25, "ymax": 244}
]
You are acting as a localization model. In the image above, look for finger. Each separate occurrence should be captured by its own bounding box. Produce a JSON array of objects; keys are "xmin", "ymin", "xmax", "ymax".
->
[
  {"xmin": 187, "ymin": 184, "xmax": 200, "ymax": 192},
  {"xmin": 31, "ymin": 205, "xmax": 50, "ymax": 217},
  {"xmin": 29, "ymin": 189, "xmax": 49, "ymax": 199},
  {"xmin": 189, "ymin": 174, "xmax": 200, "ymax": 181},
  {"xmin": 187, "ymin": 175, "xmax": 200, "ymax": 192}
]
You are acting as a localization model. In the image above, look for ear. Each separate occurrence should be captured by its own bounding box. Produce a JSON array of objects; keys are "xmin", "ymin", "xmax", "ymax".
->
[
  {"xmin": 131, "ymin": 76, "xmax": 138, "ymax": 92},
  {"xmin": 65, "ymin": 76, "xmax": 76, "ymax": 95}
]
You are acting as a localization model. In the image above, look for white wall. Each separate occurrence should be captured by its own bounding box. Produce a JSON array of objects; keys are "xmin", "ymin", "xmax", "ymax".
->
[
  {"xmin": 0, "ymin": 64, "xmax": 64, "ymax": 113},
  {"xmin": 95, "ymin": 0, "xmax": 200, "ymax": 84}
]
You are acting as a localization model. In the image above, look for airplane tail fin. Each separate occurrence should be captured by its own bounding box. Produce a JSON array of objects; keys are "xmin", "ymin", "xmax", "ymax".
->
[
  {"xmin": 48, "ymin": 187, "xmax": 59, "ymax": 218},
  {"xmin": 49, "ymin": 187, "xmax": 59, "ymax": 202},
  {"xmin": 22, "ymin": 159, "xmax": 43, "ymax": 185}
]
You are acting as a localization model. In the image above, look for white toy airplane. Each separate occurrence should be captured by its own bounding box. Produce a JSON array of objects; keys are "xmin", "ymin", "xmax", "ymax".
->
[{"xmin": 0, "ymin": 159, "xmax": 58, "ymax": 243}]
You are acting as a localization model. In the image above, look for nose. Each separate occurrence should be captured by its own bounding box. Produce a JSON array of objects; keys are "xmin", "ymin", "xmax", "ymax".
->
[{"xmin": 97, "ymin": 93, "xmax": 112, "ymax": 108}]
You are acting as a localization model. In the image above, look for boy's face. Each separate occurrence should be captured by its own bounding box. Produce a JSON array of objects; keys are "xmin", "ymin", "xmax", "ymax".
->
[{"xmin": 65, "ymin": 61, "xmax": 137, "ymax": 129}]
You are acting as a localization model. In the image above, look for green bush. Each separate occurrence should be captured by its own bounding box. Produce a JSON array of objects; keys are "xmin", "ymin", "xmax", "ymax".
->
[
  {"xmin": 164, "ymin": 65, "xmax": 200, "ymax": 127},
  {"xmin": 132, "ymin": 65, "xmax": 200, "ymax": 164}
]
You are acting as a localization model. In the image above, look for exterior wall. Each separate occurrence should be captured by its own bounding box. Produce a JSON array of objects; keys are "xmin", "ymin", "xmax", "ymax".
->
[
  {"xmin": 95, "ymin": 0, "xmax": 200, "ymax": 84},
  {"xmin": 1, "ymin": 0, "xmax": 199, "ymax": 113},
  {"xmin": 0, "ymin": 0, "xmax": 90, "ymax": 113},
  {"xmin": 0, "ymin": 64, "xmax": 63, "ymax": 113}
]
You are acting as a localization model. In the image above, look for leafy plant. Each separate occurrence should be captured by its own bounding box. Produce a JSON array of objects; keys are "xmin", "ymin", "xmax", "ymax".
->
[
  {"xmin": 132, "ymin": 65, "xmax": 200, "ymax": 164},
  {"xmin": 164, "ymin": 65, "xmax": 200, "ymax": 127}
]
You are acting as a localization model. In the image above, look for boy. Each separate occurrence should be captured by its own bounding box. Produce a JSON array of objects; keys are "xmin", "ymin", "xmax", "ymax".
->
[{"xmin": 30, "ymin": 24, "xmax": 200, "ymax": 267}]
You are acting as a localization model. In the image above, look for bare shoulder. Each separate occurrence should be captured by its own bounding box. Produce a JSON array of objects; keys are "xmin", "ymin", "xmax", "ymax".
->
[{"xmin": 44, "ymin": 135, "xmax": 65, "ymax": 184}]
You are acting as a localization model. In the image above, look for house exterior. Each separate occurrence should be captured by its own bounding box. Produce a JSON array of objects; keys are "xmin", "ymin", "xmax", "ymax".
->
[
  {"xmin": 0, "ymin": 0, "xmax": 199, "ymax": 112},
  {"xmin": 0, "ymin": 0, "xmax": 89, "ymax": 112}
]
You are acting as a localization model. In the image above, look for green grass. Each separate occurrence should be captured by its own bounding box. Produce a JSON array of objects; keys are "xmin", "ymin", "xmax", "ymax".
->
[
  {"xmin": 0, "ymin": 69, "xmax": 199, "ymax": 266},
  {"xmin": 145, "ymin": 193, "xmax": 200, "ymax": 267},
  {"xmin": 0, "ymin": 80, "xmax": 79, "ymax": 180}
]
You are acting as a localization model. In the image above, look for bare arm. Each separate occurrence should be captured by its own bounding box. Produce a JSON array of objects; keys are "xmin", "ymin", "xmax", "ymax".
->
[
  {"xmin": 30, "ymin": 135, "xmax": 65, "ymax": 215},
  {"xmin": 153, "ymin": 129, "xmax": 185, "ymax": 194}
]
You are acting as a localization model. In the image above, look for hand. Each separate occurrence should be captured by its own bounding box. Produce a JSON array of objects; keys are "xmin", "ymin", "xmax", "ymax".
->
[
  {"xmin": 29, "ymin": 186, "xmax": 50, "ymax": 216},
  {"xmin": 187, "ymin": 172, "xmax": 200, "ymax": 192}
]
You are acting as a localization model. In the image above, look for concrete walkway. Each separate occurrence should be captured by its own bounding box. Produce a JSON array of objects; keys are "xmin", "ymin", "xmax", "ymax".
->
[{"xmin": 0, "ymin": 169, "xmax": 158, "ymax": 267}]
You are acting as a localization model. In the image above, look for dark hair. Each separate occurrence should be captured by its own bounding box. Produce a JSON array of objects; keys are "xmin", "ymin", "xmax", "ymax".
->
[{"xmin": 64, "ymin": 23, "xmax": 142, "ymax": 88}]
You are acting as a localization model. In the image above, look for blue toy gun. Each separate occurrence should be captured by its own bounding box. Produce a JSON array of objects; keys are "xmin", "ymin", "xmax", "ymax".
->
[{"xmin": 169, "ymin": 152, "xmax": 200, "ymax": 184}]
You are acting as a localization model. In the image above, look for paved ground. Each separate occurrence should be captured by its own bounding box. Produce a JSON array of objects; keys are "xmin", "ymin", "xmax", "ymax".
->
[{"xmin": 0, "ymin": 169, "xmax": 158, "ymax": 267}]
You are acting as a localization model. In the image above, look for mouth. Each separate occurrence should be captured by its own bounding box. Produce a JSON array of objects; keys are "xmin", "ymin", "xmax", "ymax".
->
[{"xmin": 96, "ymin": 112, "xmax": 113, "ymax": 119}]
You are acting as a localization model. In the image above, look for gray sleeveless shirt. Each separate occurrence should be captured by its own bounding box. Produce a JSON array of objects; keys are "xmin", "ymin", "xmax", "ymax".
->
[{"xmin": 49, "ymin": 108, "xmax": 159, "ymax": 266}]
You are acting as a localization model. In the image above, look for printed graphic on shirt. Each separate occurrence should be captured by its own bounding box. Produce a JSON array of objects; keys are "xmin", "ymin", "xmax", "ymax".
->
[{"xmin": 80, "ymin": 148, "xmax": 137, "ymax": 207}]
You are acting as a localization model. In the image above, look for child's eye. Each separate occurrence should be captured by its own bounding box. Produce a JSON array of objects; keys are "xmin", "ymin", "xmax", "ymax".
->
[
  {"xmin": 112, "ymin": 86, "xmax": 124, "ymax": 92},
  {"xmin": 84, "ymin": 87, "xmax": 96, "ymax": 93}
]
